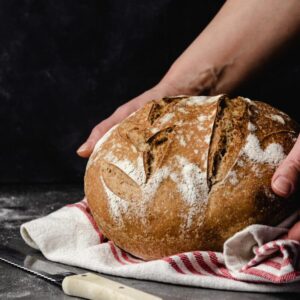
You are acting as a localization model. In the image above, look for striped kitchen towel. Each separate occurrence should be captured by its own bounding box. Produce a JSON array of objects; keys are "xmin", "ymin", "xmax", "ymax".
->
[{"xmin": 20, "ymin": 198, "xmax": 300, "ymax": 292}]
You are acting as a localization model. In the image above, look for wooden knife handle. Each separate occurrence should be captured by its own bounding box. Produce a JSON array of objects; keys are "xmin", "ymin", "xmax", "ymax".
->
[{"xmin": 62, "ymin": 272, "xmax": 162, "ymax": 300}]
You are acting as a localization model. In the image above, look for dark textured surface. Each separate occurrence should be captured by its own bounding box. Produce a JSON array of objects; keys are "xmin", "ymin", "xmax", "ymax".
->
[
  {"xmin": 1, "ymin": 1, "xmax": 300, "ymax": 184},
  {"xmin": 0, "ymin": 0, "xmax": 224, "ymax": 183},
  {"xmin": 0, "ymin": 184, "xmax": 300, "ymax": 299}
]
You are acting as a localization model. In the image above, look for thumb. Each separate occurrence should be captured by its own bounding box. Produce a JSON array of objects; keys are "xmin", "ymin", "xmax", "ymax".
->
[
  {"xmin": 77, "ymin": 118, "xmax": 116, "ymax": 158},
  {"xmin": 272, "ymin": 134, "xmax": 300, "ymax": 198}
]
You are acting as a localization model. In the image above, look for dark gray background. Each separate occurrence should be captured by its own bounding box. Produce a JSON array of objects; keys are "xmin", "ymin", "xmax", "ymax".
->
[{"xmin": 1, "ymin": 0, "xmax": 299, "ymax": 184}]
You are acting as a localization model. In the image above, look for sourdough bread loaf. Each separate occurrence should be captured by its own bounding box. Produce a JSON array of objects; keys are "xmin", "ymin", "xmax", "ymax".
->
[{"xmin": 85, "ymin": 95, "xmax": 299, "ymax": 260}]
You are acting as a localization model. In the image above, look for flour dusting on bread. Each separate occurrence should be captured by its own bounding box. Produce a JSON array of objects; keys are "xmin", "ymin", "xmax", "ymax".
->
[
  {"xmin": 85, "ymin": 94, "xmax": 299, "ymax": 260},
  {"xmin": 247, "ymin": 122, "xmax": 256, "ymax": 132},
  {"xmin": 104, "ymin": 152, "xmax": 146, "ymax": 185},
  {"xmin": 92, "ymin": 95, "xmax": 220, "ymax": 228},
  {"xmin": 159, "ymin": 112, "xmax": 175, "ymax": 125},
  {"xmin": 87, "ymin": 124, "xmax": 118, "ymax": 169},
  {"xmin": 242, "ymin": 133, "xmax": 286, "ymax": 165},
  {"xmin": 101, "ymin": 177, "xmax": 129, "ymax": 224},
  {"xmin": 267, "ymin": 114, "xmax": 285, "ymax": 124}
]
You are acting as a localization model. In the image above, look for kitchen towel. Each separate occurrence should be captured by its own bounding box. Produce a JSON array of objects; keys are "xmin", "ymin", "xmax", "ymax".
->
[{"xmin": 21, "ymin": 198, "xmax": 300, "ymax": 292}]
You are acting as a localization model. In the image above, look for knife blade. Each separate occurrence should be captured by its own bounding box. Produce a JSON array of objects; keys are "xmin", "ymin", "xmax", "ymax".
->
[{"xmin": 0, "ymin": 246, "xmax": 161, "ymax": 300}]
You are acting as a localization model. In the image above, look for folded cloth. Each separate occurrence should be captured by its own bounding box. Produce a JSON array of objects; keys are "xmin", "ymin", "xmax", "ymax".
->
[{"xmin": 21, "ymin": 198, "xmax": 300, "ymax": 293}]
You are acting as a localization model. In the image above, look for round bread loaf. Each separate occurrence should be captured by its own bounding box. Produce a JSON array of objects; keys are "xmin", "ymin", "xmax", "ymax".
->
[{"xmin": 85, "ymin": 95, "xmax": 299, "ymax": 260}]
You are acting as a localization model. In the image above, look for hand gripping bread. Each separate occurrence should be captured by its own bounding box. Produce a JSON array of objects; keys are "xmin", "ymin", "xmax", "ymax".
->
[{"xmin": 85, "ymin": 95, "xmax": 299, "ymax": 260}]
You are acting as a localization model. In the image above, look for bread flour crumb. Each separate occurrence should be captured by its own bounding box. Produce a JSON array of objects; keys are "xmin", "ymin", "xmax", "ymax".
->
[
  {"xmin": 278, "ymin": 110, "xmax": 290, "ymax": 119},
  {"xmin": 247, "ymin": 122, "xmax": 256, "ymax": 132},
  {"xmin": 159, "ymin": 112, "xmax": 175, "ymax": 125},
  {"xmin": 186, "ymin": 96, "xmax": 209, "ymax": 106},
  {"xmin": 131, "ymin": 145, "xmax": 137, "ymax": 153},
  {"xmin": 197, "ymin": 124, "xmax": 206, "ymax": 131},
  {"xmin": 173, "ymin": 156, "xmax": 208, "ymax": 228},
  {"xmin": 185, "ymin": 95, "xmax": 221, "ymax": 106},
  {"xmin": 150, "ymin": 127, "xmax": 160, "ymax": 134},
  {"xmin": 263, "ymin": 186, "xmax": 276, "ymax": 200},
  {"xmin": 174, "ymin": 156, "xmax": 208, "ymax": 206},
  {"xmin": 143, "ymin": 166, "xmax": 171, "ymax": 201},
  {"xmin": 177, "ymin": 107, "xmax": 188, "ymax": 114},
  {"xmin": 266, "ymin": 114, "xmax": 285, "ymax": 125},
  {"xmin": 179, "ymin": 136, "xmax": 187, "ymax": 147},
  {"xmin": 105, "ymin": 153, "xmax": 146, "ymax": 185},
  {"xmin": 204, "ymin": 134, "xmax": 210, "ymax": 144},
  {"xmin": 101, "ymin": 177, "xmax": 128, "ymax": 225},
  {"xmin": 242, "ymin": 134, "xmax": 286, "ymax": 165},
  {"xmin": 198, "ymin": 115, "xmax": 208, "ymax": 123},
  {"xmin": 237, "ymin": 159, "xmax": 245, "ymax": 167},
  {"xmin": 243, "ymin": 98, "xmax": 252, "ymax": 103},
  {"xmin": 228, "ymin": 170, "xmax": 239, "ymax": 185},
  {"xmin": 251, "ymin": 164, "xmax": 263, "ymax": 178}
]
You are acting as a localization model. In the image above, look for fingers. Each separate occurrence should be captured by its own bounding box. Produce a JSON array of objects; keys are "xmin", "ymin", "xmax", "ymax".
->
[
  {"xmin": 77, "ymin": 83, "xmax": 177, "ymax": 158},
  {"xmin": 77, "ymin": 102, "xmax": 138, "ymax": 158},
  {"xmin": 77, "ymin": 118, "xmax": 114, "ymax": 158},
  {"xmin": 272, "ymin": 136, "xmax": 300, "ymax": 242},
  {"xmin": 272, "ymin": 135, "xmax": 300, "ymax": 198}
]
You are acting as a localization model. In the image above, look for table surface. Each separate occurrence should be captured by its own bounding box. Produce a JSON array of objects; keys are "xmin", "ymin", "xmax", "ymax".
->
[{"xmin": 0, "ymin": 184, "xmax": 299, "ymax": 300}]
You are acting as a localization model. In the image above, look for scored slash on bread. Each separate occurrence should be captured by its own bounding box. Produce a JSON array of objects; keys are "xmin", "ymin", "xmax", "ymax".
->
[
  {"xmin": 143, "ymin": 127, "xmax": 175, "ymax": 182},
  {"xmin": 208, "ymin": 97, "xmax": 249, "ymax": 187},
  {"xmin": 85, "ymin": 95, "xmax": 299, "ymax": 260},
  {"xmin": 100, "ymin": 160, "xmax": 142, "ymax": 203}
]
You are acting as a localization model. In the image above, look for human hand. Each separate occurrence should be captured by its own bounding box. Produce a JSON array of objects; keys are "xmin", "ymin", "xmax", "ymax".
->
[
  {"xmin": 76, "ymin": 81, "xmax": 180, "ymax": 158},
  {"xmin": 77, "ymin": 0, "xmax": 300, "ymax": 158},
  {"xmin": 272, "ymin": 135, "xmax": 300, "ymax": 241}
]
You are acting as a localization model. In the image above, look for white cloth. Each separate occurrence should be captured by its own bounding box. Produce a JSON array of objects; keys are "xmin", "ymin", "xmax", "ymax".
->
[{"xmin": 21, "ymin": 199, "xmax": 300, "ymax": 292}]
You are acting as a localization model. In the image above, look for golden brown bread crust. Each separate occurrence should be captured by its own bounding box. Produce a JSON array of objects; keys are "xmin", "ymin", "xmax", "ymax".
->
[{"xmin": 85, "ymin": 95, "xmax": 299, "ymax": 260}]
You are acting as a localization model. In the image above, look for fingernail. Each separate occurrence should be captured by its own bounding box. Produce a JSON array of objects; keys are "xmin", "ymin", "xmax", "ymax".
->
[
  {"xmin": 77, "ymin": 143, "xmax": 89, "ymax": 153},
  {"xmin": 273, "ymin": 176, "xmax": 292, "ymax": 197}
]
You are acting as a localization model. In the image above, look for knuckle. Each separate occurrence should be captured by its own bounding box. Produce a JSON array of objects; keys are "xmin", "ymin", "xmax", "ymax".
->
[
  {"xmin": 289, "ymin": 157, "xmax": 300, "ymax": 172},
  {"xmin": 91, "ymin": 125, "xmax": 100, "ymax": 134},
  {"xmin": 115, "ymin": 104, "xmax": 134, "ymax": 117},
  {"xmin": 276, "ymin": 158, "xmax": 300, "ymax": 181},
  {"xmin": 115, "ymin": 105, "xmax": 127, "ymax": 115},
  {"xmin": 91, "ymin": 123, "xmax": 104, "ymax": 135}
]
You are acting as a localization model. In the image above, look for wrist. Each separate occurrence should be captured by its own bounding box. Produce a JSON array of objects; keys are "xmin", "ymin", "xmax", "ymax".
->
[
  {"xmin": 153, "ymin": 80, "xmax": 182, "ymax": 97},
  {"xmin": 160, "ymin": 62, "xmax": 223, "ymax": 96}
]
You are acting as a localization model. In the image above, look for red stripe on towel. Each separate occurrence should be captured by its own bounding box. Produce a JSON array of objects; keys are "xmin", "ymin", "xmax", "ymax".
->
[
  {"xmin": 66, "ymin": 200, "xmax": 300, "ymax": 284},
  {"xmin": 108, "ymin": 241, "xmax": 125, "ymax": 265},
  {"xmin": 193, "ymin": 251, "xmax": 220, "ymax": 276},
  {"xmin": 208, "ymin": 251, "xmax": 235, "ymax": 280},
  {"xmin": 261, "ymin": 257, "xmax": 293, "ymax": 270},
  {"xmin": 120, "ymin": 250, "xmax": 141, "ymax": 264},
  {"xmin": 163, "ymin": 257, "xmax": 186, "ymax": 274},
  {"xmin": 67, "ymin": 203, "xmax": 105, "ymax": 243},
  {"xmin": 242, "ymin": 268, "xmax": 297, "ymax": 283},
  {"xmin": 178, "ymin": 254, "xmax": 202, "ymax": 275},
  {"xmin": 262, "ymin": 260, "xmax": 283, "ymax": 270}
]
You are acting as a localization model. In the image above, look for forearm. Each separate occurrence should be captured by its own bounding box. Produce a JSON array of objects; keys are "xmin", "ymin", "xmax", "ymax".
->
[{"xmin": 161, "ymin": 0, "xmax": 300, "ymax": 95}]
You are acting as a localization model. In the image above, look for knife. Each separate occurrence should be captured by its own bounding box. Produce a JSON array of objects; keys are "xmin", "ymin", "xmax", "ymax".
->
[{"xmin": 0, "ymin": 246, "xmax": 161, "ymax": 300}]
